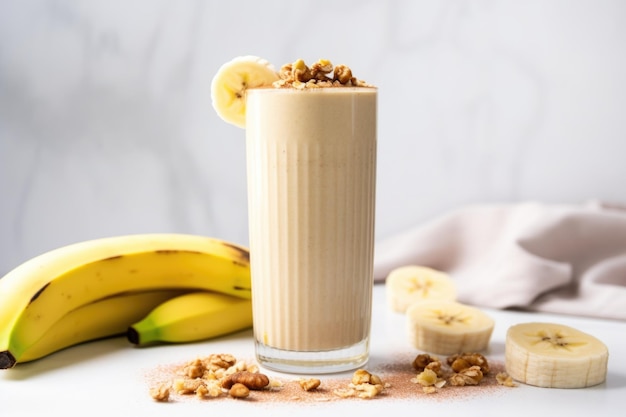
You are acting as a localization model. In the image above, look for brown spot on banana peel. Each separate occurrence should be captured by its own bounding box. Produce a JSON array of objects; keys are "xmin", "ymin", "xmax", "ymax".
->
[
  {"xmin": 102, "ymin": 255, "xmax": 123, "ymax": 261},
  {"xmin": 221, "ymin": 242, "xmax": 250, "ymax": 264},
  {"xmin": 155, "ymin": 249, "xmax": 199, "ymax": 255},
  {"xmin": 29, "ymin": 282, "xmax": 50, "ymax": 303},
  {"xmin": 26, "ymin": 247, "xmax": 250, "ymax": 304}
]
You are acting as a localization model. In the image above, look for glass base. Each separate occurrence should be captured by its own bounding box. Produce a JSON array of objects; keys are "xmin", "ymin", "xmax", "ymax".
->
[{"xmin": 254, "ymin": 338, "xmax": 369, "ymax": 374}]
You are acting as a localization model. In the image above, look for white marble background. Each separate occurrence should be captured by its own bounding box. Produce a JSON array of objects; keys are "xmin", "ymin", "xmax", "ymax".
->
[{"xmin": 1, "ymin": 0, "xmax": 625, "ymax": 275}]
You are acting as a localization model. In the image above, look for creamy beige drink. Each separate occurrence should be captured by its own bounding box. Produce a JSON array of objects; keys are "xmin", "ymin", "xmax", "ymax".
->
[{"xmin": 245, "ymin": 61, "xmax": 377, "ymax": 372}]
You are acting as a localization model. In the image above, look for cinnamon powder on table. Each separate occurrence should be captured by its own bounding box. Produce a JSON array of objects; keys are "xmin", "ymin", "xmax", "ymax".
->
[{"xmin": 144, "ymin": 351, "xmax": 516, "ymax": 404}]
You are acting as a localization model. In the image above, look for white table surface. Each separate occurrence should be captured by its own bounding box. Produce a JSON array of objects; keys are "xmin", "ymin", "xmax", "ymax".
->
[{"xmin": 1, "ymin": 283, "xmax": 625, "ymax": 416}]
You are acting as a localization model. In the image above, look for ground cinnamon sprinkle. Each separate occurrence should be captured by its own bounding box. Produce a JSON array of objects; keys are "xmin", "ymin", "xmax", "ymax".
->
[{"xmin": 143, "ymin": 350, "xmax": 515, "ymax": 405}]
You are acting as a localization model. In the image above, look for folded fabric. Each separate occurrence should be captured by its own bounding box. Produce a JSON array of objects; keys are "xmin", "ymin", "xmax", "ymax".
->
[{"xmin": 373, "ymin": 201, "xmax": 626, "ymax": 320}]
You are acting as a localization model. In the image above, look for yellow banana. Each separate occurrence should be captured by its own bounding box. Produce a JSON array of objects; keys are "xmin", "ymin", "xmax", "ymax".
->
[
  {"xmin": 0, "ymin": 233, "xmax": 250, "ymax": 369},
  {"xmin": 127, "ymin": 291, "xmax": 253, "ymax": 346},
  {"xmin": 19, "ymin": 290, "xmax": 187, "ymax": 363}
]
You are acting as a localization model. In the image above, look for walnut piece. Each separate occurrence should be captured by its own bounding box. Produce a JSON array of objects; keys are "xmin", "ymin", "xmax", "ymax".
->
[
  {"xmin": 221, "ymin": 371, "xmax": 270, "ymax": 390},
  {"xmin": 149, "ymin": 384, "xmax": 170, "ymax": 402},
  {"xmin": 333, "ymin": 64, "xmax": 353, "ymax": 84},
  {"xmin": 412, "ymin": 353, "xmax": 443, "ymax": 376},
  {"xmin": 229, "ymin": 383, "xmax": 251, "ymax": 399},
  {"xmin": 182, "ymin": 358, "xmax": 205, "ymax": 378},
  {"xmin": 205, "ymin": 353, "xmax": 237, "ymax": 371},
  {"xmin": 155, "ymin": 353, "xmax": 266, "ymax": 400},
  {"xmin": 448, "ymin": 365, "xmax": 484, "ymax": 386},
  {"xmin": 310, "ymin": 59, "xmax": 333, "ymax": 80},
  {"xmin": 414, "ymin": 368, "xmax": 438, "ymax": 386},
  {"xmin": 195, "ymin": 379, "xmax": 222, "ymax": 398},
  {"xmin": 333, "ymin": 369, "xmax": 385, "ymax": 399},
  {"xmin": 173, "ymin": 378, "xmax": 205, "ymax": 394},
  {"xmin": 447, "ymin": 352, "xmax": 490, "ymax": 374},
  {"xmin": 496, "ymin": 372, "xmax": 517, "ymax": 387},
  {"xmin": 298, "ymin": 378, "xmax": 321, "ymax": 391}
]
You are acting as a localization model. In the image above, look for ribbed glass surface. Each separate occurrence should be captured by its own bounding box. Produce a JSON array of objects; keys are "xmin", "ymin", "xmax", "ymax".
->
[{"xmin": 246, "ymin": 88, "xmax": 377, "ymax": 357}]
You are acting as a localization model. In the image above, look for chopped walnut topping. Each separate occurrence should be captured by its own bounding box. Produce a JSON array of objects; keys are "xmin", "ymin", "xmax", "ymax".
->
[
  {"xmin": 274, "ymin": 59, "xmax": 372, "ymax": 89},
  {"xmin": 310, "ymin": 59, "xmax": 333, "ymax": 80},
  {"xmin": 333, "ymin": 64, "xmax": 353, "ymax": 84}
]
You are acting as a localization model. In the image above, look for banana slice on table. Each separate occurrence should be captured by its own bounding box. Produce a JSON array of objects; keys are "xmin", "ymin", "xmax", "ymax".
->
[
  {"xmin": 505, "ymin": 322, "xmax": 608, "ymax": 388},
  {"xmin": 210, "ymin": 55, "xmax": 279, "ymax": 128},
  {"xmin": 406, "ymin": 300, "xmax": 495, "ymax": 355},
  {"xmin": 386, "ymin": 265, "xmax": 457, "ymax": 313}
]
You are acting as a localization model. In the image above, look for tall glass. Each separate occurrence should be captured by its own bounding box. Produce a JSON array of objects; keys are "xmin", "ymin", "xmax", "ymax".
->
[{"xmin": 245, "ymin": 86, "xmax": 377, "ymax": 373}]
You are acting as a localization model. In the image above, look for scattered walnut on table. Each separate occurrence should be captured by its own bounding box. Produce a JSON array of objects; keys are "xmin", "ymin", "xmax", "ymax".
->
[
  {"xmin": 448, "ymin": 365, "xmax": 484, "ymax": 386},
  {"xmin": 173, "ymin": 377, "xmax": 207, "ymax": 395},
  {"xmin": 149, "ymin": 351, "xmax": 511, "ymax": 403},
  {"xmin": 496, "ymin": 372, "xmax": 517, "ymax": 387},
  {"xmin": 221, "ymin": 370, "xmax": 270, "ymax": 390},
  {"xmin": 332, "ymin": 369, "xmax": 386, "ymax": 399},
  {"xmin": 412, "ymin": 353, "xmax": 444, "ymax": 376},
  {"xmin": 447, "ymin": 352, "xmax": 490, "ymax": 374},
  {"xmin": 149, "ymin": 383, "xmax": 171, "ymax": 402},
  {"xmin": 229, "ymin": 383, "xmax": 251, "ymax": 399},
  {"xmin": 298, "ymin": 378, "xmax": 321, "ymax": 391}
]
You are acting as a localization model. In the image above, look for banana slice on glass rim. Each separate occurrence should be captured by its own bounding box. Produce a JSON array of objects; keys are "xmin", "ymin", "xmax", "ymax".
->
[
  {"xmin": 505, "ymin": 322, "xmax": 608, "ymax": 388},
  {"xmin": 210, "ymin": 55, "xmax": 279, "ymax": 128},
  {"xmin": 386, "ymin": 265, "xmax": 457, "ymax": 313}
]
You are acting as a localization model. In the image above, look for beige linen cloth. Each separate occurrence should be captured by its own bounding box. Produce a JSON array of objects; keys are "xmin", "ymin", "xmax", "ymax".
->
[{"xmin": 373, "ymin": 201, "xmax": 626, "ymax": 320}]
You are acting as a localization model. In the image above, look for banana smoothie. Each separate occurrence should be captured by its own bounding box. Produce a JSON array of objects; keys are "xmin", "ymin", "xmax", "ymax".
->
[
  {"xmin": 210, "ymin": 57, "xmax": 377, "ymax": 372},
  {"xmin": 245, "ymin": 60, "xmax": 377, "ymax": 372}
]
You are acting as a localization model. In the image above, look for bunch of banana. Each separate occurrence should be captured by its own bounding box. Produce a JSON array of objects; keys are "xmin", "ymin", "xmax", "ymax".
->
[
  {"xmin": 0, "ymin": 233, "xmax": 253, "ymax": 369},
  {"xmin": 505, "ymin": 322, "xmax": 609, "ymax": 388},
  {"xmin": 19, "ymin": 289, "xmax": 186, "ymax": 363}
]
